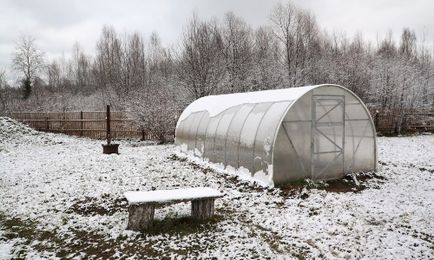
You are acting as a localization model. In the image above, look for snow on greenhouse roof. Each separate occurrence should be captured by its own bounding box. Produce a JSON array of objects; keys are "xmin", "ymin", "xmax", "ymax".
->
[{"xmin": 179, "ymin": 85, "xmax": 318, "ymax": 122}]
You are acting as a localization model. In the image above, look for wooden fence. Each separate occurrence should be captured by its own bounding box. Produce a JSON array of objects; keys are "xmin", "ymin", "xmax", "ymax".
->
[
  {"xmin": 370, "ymin": 108, "xmax": 434, "ymax": 135},
  {"xmin": 8, "ymin": 111, "xmax": 150, "ymax": 140},
  {"xmin": 7, "ymin": 108, "xmax": 434, "ymax": 140}
]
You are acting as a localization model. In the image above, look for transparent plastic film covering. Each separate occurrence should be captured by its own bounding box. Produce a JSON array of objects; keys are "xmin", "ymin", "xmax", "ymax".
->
[{"xmin": 176, "ymin": 84, "xmax": 377, "ymax": 186}]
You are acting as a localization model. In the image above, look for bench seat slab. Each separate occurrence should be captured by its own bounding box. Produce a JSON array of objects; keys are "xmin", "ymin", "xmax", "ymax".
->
[{"xmin": 124, "ymin": 187, "xmax": 223, "ymax": 205}]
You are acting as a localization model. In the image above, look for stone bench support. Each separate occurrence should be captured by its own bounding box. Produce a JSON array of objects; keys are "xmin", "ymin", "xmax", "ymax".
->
[
  {"xmin": 191, "ymin": 198, "xmax": 215, "ymax": 220},
  {"xmin": 127, "ymin": 203, "xmax": 155, "ymax": 231}
]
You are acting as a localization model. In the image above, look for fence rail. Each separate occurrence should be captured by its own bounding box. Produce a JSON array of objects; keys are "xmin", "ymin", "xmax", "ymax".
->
[{"xmin": 7, "ymin": 111, "xmax": 151, "ymax": 140}]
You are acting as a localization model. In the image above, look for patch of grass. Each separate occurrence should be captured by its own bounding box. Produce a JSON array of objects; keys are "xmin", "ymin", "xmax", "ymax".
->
[
  {"xmin": 417, "ymin": 167, "xmax": 434, "ymax": 173},
  {"xmin": 168, "ymin": 153, "xmax": 187, "ymax": 162},
  {"xmin": 279, "ymin": 172, "xmax": 386, "ymax": 195},
  {"xmin": 397, "ymin": 224, "xmax": 434, "ymax": 246},
  {"xmin": 58, "ymin": 228, "xmax": 160, "ymax": 259},
  {"xmin": 251, "ymin": 224, "xmax": 291, "ymax": 255},
  {"xmin": 0, "ymin": 211, "xmax": 225, "ymax": 259},
  {"xmin": 168, "ymin": 153, "xmax": 213, "ymax": 175},
  {"xmin": 1, "ymin": 217, "xmax": 37, "ymax": 242},
  {"xmin": 142, "ymin": 215, "xmax": 224, "ymax": 236},
  {"xmin": 233, "ymin": 211, "xmax": 307, "ymax": 258},
  {"xmin": 0, "ymin": 212, "xmax": 63, "ymax": 258},
  {"xmin": 278, "ymin": 179, "xmax": 310, "ymax": 196},
  {"xmin": 66, "ymin": 194, "xmax": 128, "ymax": 216}
]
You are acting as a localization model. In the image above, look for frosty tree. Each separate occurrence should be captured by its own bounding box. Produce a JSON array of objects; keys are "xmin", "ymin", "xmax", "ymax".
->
[
  {"xmin": 12, "ymin": 36, "xmax": 45, "ymax": 99},
  {"xmin": 0, "ymin": 70, "xmax": 8, "ymax": 112},
  {"xmin": 221, "ymin": 12, "xmax": 254, "ymax": 93},
  {"xmin": 176, "ymin": 14, "xmax": 225, "ymax": 99}
]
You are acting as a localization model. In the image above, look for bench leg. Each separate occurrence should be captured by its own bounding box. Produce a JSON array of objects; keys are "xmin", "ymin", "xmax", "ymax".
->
[
  {"xmin": 191, "ymin": 199, "xmax": 215, "ymax": 220},
  {"xmin": 127, "ymin": 203, "xmax": 155, "ymax": 231}
]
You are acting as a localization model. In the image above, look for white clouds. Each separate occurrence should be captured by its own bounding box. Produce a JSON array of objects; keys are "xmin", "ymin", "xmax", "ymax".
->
[{"xmin": 1, "ymin": 0, "xmax": 433, "ymax": 82}]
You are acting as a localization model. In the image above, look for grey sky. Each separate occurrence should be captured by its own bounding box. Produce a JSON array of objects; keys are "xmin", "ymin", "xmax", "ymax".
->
[{"xmin": 1, "ymin": 0, "xmax": 433, "ymax": 83}]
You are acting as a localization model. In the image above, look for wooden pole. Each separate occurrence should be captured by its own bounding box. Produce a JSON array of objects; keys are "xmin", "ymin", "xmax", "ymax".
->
[
  {"xmin": 375, "ymin": 110, "xmax": 380, "ymax": 130},
  {"xmin": 80, "ymin": 111, "xmax": 84, "ymax": 137},
  {"xmin": 106, "ymin": 105, "xmax": 111, "ymax": 145}
]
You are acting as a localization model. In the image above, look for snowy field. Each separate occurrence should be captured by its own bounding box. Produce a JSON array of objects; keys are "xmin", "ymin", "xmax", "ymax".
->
[{"xmin": 0, "ymin": 117, "xmax": 433, "ymax": 259}]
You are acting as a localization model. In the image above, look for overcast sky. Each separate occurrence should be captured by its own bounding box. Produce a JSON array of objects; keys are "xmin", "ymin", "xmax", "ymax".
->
[{"xmin": 1, "ymin": 0, "xmax": 434, "ymax": 82}]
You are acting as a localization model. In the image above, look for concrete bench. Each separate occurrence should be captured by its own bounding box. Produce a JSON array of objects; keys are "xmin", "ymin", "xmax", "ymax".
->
[{"xmin": 124, "ymin": 187, "xmax": 224, "ymax": 231}]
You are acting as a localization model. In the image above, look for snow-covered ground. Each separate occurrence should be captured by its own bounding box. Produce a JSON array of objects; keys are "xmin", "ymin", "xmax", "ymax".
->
[{"xmin": 0, "ymin": 117, "xmax": 433, "ymax": 259}]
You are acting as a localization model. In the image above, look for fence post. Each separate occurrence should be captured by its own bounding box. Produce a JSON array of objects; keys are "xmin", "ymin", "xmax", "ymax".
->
[
  {"xmin": 61, "ymin": 112, "xmax": 64, "ymax": 132},
  {"xmin": 374, "ymin": 110, "xmax": 379, "ymax": 130},
  {"xmin": 106, "ymin": 105, "xmax": 111, "ymax": 145},
  {"xmin": 45, "ymin": 116, "xmax": 49, "ymax": 131},
  {"xmin": 80, "ymin": 111, "xmax": 84, "ymax": 137}
]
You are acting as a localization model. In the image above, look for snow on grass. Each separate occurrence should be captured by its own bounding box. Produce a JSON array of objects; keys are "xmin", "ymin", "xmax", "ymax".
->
[
  {"xmin": 0, "ymin": 117, "xmax": 433, "ymax": 259},
  {"xmin": 0, "ymin": 234, "xmax": 14, "ymax": 260}
]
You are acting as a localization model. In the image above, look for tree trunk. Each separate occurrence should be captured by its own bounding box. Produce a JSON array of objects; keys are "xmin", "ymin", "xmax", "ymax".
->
[
  {"xmin": 127, "ymin": 203, "xmax": 155, "ymax": 231},
  {"xmin": 191, "ymin": 199, "xmax": 215, "ymax": 220}
]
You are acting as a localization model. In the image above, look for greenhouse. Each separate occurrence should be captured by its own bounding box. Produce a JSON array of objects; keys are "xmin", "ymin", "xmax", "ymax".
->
[{"xmin": 175, "ymin": 84, "xmax": 377, "ymax": 186}]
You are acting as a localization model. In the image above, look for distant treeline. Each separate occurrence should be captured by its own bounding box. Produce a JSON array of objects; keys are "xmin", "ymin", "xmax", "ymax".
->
[{"xmin": 0, "ymin": 1, "xmax": 433, "ymax": 138}]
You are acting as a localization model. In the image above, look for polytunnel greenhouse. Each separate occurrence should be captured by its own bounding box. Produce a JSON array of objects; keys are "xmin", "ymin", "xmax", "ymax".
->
[{"xmin": 175, "ymin": 84, "xmax": 377, "ymax": 186}]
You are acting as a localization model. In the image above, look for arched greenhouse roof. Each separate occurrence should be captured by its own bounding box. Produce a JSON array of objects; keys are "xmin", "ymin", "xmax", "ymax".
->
[{"xmin": 177, "ymin": 85, "xmax": 316, "ymax": 125}]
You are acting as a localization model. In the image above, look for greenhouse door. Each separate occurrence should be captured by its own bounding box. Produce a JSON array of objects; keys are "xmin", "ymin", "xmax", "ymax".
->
[{"xmin": 311, "ymin": 95, "xmax": 345, "ymax": 179}]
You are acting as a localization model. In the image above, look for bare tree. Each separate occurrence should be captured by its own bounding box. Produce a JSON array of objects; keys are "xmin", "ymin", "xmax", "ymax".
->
[
  {"xmin": 125, "ymin": 32, "xmax": 146, "ymax": 91},
  {"xmin": 147, "ymin": 32, "xmax": 172, "ymax": 88},
  {"xmin": 47, "ymin": 61, "xmax": 62, "ymax": 89},
  {"xmin": 71, "ymin": 43, "xmax": 92, "ymax": 93},
  {"xmin": 221, "ymin": 12, "xmax": 254, "ymax": 93},
  {"xmin": 0, "ymin": 70, "xmax": 6, "ymax": 88},
  {"xmin": 393, "ymin": 29, "xmax": 420, "ymax": 134},
  {"xmin": 122, "ymin": 30, "xmax": 177, "ymax": 142},
  {"xmin": 271, "ymin": 1, "xmax": 321, "ymax": 87},
  {"xmin": 94, "ymin": 25, "xmax": 124, "ymax": 107},
  {"xmin": 176, "ymin": 14, "xmax": 225, "ymax": 99},
  {"xmin": 0, "ymin": 70, "xmax": 9, "ymax": 113},
  {"xmin": 12, "ymin": 35, "xmax": 45, "ymax": 99},
  {"xmin": 252, "ymin": 26, "xmax": 282, "ymax": 90},
  {"xmin": 270, "ymin": 1, "xmax": 298, "ymax": 85},
  {"xmin": 399, "ymin": 28, "xmax": 417, "ymax": 59}
]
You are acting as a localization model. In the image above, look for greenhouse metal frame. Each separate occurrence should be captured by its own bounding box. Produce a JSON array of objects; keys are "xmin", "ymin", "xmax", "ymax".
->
[{"xmin": 175, "ymin": 84, "xmax": 377, "ymax": 186}]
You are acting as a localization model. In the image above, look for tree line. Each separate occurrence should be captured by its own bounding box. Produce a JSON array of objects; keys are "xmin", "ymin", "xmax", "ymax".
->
[{"xmin": 0, "ymin": 1, "xmax": 433, "ymax": 139}]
